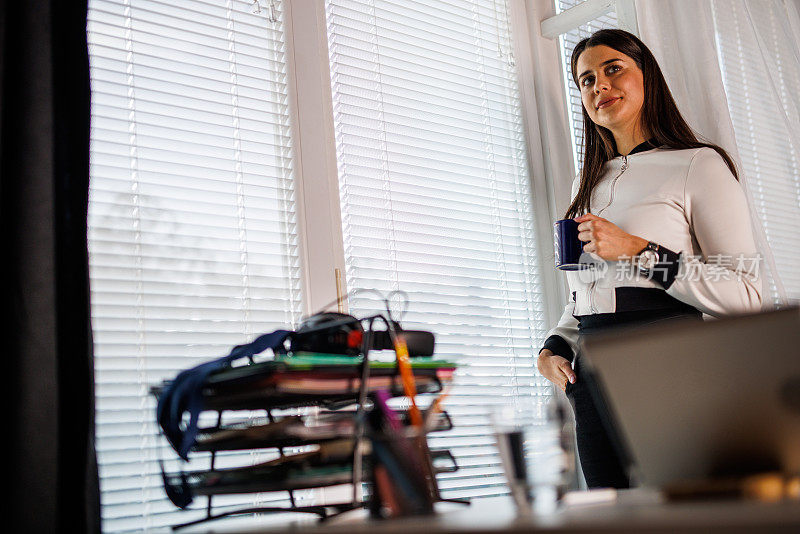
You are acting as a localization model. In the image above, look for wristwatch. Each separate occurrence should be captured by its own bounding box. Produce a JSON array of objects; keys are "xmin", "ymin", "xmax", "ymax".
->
[{"xmin": 637, "ymin": 241, "xmax": 660, "ymax": 275}]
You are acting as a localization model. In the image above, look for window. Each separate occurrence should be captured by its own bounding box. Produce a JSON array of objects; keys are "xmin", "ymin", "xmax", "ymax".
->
[
  {"xmin": 87, "ymin": 0, "xmax": 301, "ymax": 530},
  {"xmin": 326, "ymin": 0, "xmax": 550, "ymax": 498},
  {"xmin": 87, "ymin": 0, "xmax": 557, "ymax": 529}
]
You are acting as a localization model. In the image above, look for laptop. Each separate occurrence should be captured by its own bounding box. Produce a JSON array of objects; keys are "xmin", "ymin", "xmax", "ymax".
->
[{"xmin": 581, "ymin": 306, "xmax": 800, "ymax": 488}]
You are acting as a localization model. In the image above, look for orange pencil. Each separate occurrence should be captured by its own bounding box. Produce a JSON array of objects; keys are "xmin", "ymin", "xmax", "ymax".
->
[{"xmin": 394, "ymin": 335, "xmax": 423, "ymax": 427}]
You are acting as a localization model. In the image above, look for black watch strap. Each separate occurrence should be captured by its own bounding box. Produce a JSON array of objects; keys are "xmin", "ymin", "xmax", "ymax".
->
[{"xmin": 638, "ymin": 242, "xmax": 682, "ymax": 289}]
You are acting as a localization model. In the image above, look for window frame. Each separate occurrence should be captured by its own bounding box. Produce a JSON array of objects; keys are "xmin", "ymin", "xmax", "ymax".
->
[{"xmin": 282, "ymin": 0, "xmax": 347, "ymax": 315}]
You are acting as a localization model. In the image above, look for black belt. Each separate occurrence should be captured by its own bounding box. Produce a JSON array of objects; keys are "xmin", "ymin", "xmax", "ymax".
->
[{"xmin": 575, "ymin": 287, "xmax": 701, "ymax": 335}]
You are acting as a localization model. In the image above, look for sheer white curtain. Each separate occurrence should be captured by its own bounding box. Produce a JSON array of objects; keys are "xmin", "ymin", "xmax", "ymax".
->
[
  {"xmin": 634, "ymin": 0, "xmax": 798, "ymax": 307},
  {"xmin": 711, "ymin": 0, "xmax": 800, "ymax": 302}
]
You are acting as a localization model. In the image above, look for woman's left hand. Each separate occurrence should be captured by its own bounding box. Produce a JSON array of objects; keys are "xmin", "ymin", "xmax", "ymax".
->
[{"xmin": 575, "ymin": 213, "xmax": 648, "ymax": 261}]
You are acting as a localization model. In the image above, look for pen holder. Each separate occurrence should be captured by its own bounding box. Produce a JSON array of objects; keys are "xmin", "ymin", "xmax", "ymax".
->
[{"xmin": 368, "ymin": 427, "xmax": 440, "ymax": 519}]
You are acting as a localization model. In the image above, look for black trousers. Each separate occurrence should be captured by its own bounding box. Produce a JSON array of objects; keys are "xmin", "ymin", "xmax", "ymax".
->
[{"xmin": 565, "ymin": 309, "xmax": 703, "ymax": 489}]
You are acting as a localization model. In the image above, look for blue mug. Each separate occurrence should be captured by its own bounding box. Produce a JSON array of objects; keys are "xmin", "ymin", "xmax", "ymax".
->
[{"xmin": 554, "ymin": 218, "xmax": 587, "ymax": 270}]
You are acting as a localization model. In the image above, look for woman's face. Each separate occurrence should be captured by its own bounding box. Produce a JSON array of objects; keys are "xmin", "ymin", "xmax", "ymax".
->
[{"xmin": 575, "ymin": 45, "xmax": 645, "ymax": 137}]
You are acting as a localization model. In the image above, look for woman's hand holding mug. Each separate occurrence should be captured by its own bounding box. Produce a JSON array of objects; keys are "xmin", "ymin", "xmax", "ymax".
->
[
  {"xmin": 537, "ymin": 349, "xmax": 576, "ymax": 392},
  {"xmin": 575, "ymin": 213, "xmax": 647, "ymax": 261}
]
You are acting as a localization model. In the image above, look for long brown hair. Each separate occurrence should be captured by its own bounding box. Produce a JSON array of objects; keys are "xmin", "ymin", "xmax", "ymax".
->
[{"xmin": 565, "ymin": 29, "xmax": 740, "ymax": 219}]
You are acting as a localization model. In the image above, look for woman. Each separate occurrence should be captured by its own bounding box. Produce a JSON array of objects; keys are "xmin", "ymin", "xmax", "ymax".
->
[{"xmin": 537, "ymin": 29, "xmax": 763, "ymax": 489}]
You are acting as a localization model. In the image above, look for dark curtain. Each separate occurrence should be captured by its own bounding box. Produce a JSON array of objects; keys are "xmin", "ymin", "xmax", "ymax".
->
[{"xmin": 3, "ymin": 1, "xmax": 100, "ymax": 532}]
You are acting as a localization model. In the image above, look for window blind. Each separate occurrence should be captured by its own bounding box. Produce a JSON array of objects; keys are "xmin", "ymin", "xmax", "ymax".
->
[
  {"xmin": 556, "ymin": 0, "xmax": 619, "ymax": 174},
  {"xmin": 711, "ymin": 0, "xmax": 800, "ymax": 302},
  {"xmin": 326, "ymin": 0, "xmax": 549, "ymax": 499},
  {"xmin": 87, "ymin": 0, "xmax": 302, "ymax": 531}
]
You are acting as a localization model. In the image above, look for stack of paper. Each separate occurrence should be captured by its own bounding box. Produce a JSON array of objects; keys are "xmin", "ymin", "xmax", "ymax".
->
[{"xmin": 152, "ymin": 352, "xmax": 456, "ymax": 411}]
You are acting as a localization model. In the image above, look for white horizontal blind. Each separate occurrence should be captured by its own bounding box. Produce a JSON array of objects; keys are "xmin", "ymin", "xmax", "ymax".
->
[
  {"xmin": 556, "ymin": 0, "xmax": 619, "ymax": 176},
  {"xmin": 87, "ymin": 0, "xmax": 302, "ymax": 531},
  {"xmin": 326, "ymin": 0, "xmax": 549, "ymax": 499},
  {"xmin": 711, "ymin": 0, "xmax": 800, "ymax": 302}
]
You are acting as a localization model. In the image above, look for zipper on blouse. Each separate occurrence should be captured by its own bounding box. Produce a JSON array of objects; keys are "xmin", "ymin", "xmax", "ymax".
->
[
  {"xmin": 589, "ymin": 154, "xmax": 628, "ymax": 313},
  {"xmin": 596, "ymin": 155, "xmax": 628, "ymax": 217}
]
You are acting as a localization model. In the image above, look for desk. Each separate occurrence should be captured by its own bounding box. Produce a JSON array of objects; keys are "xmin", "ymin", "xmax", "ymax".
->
[{"xmin": 181, "ymin": 492, "xmax": 800, "ymax": 534}]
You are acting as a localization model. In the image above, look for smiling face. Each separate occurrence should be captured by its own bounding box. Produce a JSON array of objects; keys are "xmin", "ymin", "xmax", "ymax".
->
[{"xmin": 575, "ymin": 45, "xmax": 646, "ymax": 144}]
